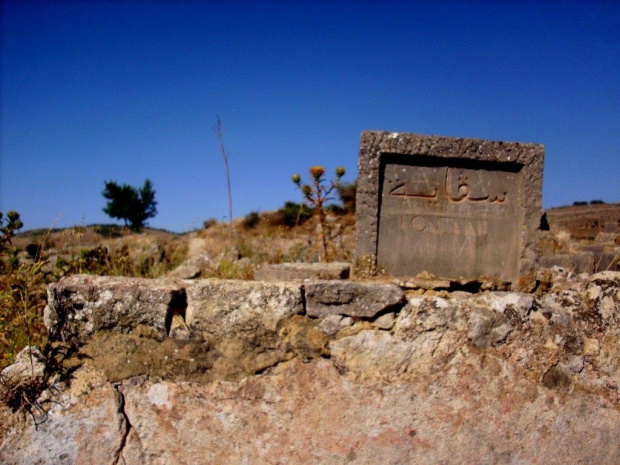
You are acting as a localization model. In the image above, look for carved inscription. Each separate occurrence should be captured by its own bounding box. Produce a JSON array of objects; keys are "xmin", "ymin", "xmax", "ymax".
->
[
  {"xmin": 403, "ymin": 215, "xmax": 488, "ymax": 237},
  {"xmin": 386, "ymin": 166, "xmax": 508, "ymax": 203},
  {"xmin": 377, "ymin": 161, "xmax": 521, "ymax": 281}
]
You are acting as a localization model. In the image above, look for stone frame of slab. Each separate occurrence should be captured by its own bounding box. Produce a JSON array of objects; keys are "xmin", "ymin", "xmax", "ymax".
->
[{"xmin": 355, "ymin": 131, "xmax": 545, "ymax": 284}]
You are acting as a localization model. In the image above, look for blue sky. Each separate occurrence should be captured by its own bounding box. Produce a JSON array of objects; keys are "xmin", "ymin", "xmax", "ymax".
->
[{"xmin": 1, "ymin": 0, "xmax": 618, "ymax": 232}]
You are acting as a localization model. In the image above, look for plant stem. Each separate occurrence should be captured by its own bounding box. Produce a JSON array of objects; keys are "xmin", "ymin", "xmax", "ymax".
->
[{"xmin": 214, "ymin": 116, "xmax": 234, "ymax": 249}]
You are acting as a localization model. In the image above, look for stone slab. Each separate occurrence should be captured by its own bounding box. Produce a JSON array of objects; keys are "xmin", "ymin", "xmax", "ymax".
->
[
  {"xmin": 305, "ymin": 280, "xmax": 405, "ymax": 318},
  {"xmin": 254, "ymin": 262, "xmax": 350, "ymax": 281},
  {"xmin": 185, "ymin": 279, "xmax": 303, "ymax": 335},
  {"xmin": 44, "ymin": 275, "xmax": 185, "ymax": 342},
  {"xmin": 355, "ymin": 131, "xmax": 544, "ymax": 284},
  {"xmin": 540, "ymin": 253, "xmax": 595, "ymax": 274}
]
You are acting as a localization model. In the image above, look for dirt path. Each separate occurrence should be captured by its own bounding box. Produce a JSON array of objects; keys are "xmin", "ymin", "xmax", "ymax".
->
[{"xmin": 187, "ymin": 236, "xmax": 207, "ymax": 258}]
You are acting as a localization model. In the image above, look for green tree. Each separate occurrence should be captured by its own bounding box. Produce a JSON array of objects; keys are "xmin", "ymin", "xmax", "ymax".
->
[
  {"xmin": 102, "ymin": 179, "xmax": 157, "ymax": 231},
  {"xmin": 0, "ymin": 211, "xmax": 23, "ymax": 273}
]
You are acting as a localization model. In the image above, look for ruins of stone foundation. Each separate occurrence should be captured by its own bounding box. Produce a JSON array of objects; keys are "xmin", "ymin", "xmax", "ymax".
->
[{"xmin": 2, "ymin": 132, "xmax": 619, "ymax": 464}]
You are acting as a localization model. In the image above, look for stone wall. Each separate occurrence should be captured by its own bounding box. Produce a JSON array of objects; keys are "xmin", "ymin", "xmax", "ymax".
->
[{"xmin": 2, "ymin": 270, "xmax": 620, "ymax": 464}]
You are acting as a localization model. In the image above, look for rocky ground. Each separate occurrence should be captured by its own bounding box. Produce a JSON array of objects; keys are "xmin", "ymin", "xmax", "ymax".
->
[{"xmin": 1, "ymin": 266, "xmax": 619, "ymax": 464}]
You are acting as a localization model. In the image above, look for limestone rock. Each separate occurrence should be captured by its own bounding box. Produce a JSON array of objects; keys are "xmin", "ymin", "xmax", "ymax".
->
[
  {"xmin": 396, "ymin": 295, "xmax": 459, "ymax": 334},
  {"xmin": 467, "ymin": 307, "xmax": 513, "ymax": 347},
  {"xmin": 305, "ymin": 280, "xmax": 405, "ymax": 318},
  {"xmin": 396, "ymin": 275, "xmax": 451, "ymax": 290},
  {"xmin": 329, "ymin": 330, "xmax": 417, "ymax": 378},
  {"xmin": 44, "ymin": 275, "xmax": 185, "ymax": 342},
  {"xmin": 0, "ymin": 347, "xmax": 46, "ymax": 382},
  {"xmin": 186, "ymin": 279, "xmax": 303, "ymax": 335},
  {"xmin": 166, "ymin": 254, "xmax": 213, "ymax": 279},
  {"xmin": 474, "ymin": 291, "xmax": 534, "ymax": 320},
  {"xmin": 317, "ymin": 314, "xmax": 345, "ymax": 336},
  {"xmin": 371, "ymin": 312, "xmax": 395, "ymax": 329},
  {"xmin": 112, "ymin": 358, "xmax": 620, "ymax": 464},
  {"xmin": 587, "ymin": 271, "xmax": 620, "ymax": 321},
  {"xmin": 4, "ymin": 271, "xmax": 620, "ymax": 464},
  {"xmin": 255, "ymin": 262, "xmax": 350, "ymax": 281},
  {"xmin": 541, "ymin": 253, "xmax": 595, "ymax": 274},
  {"xmin": 0, "ymin": 366, "xmax": 126, "ymax": 465}
]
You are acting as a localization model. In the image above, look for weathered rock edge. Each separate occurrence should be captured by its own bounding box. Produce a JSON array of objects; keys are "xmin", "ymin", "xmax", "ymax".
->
[{"xmin": 43, "ymin": 275, "xmax": 406, "ymax": 342}]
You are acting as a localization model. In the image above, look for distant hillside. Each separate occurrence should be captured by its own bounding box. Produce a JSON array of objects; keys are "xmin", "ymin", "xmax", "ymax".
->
[{"xmin": 545, "ymin": 203, "xmax": 620, "ymax": 240}]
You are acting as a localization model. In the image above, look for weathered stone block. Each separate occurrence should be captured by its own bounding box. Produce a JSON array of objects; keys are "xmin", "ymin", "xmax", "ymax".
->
[
  {"xmin": 305, "ymin": 280, "xmax": 405, "ymax": 318},
  {"xmin": 0, "ymin": 346, "xmax": 46, "ymax": 382},
  {"xmin": 540, "ymin": 253, "xmax": 595, "ymax": 274},
  {"xmin": 185, "ymin": 279, "xmax": 303, "ymax": 335},
  {"xmin": 254, "ymin": 262, "xmax": 350, "ymax": 281},
  {"xmin": 355, "ymin": 131, "xmax": 544, "ymax": 284},
  {"xmin": 44, "ymin": 275, "xmax": 185, "ymax": 342}
]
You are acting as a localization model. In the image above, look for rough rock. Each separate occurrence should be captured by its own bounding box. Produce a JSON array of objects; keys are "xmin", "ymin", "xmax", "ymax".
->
[
  {"xmin": 317, "ymin": 314, "xmax": 344, "ymax": 336},
  {"xmin": 3, "ymin": 272, "xmax": 620, "ymax": 464},
  {"xmin": 186, "ymin": 279, "xmax": 303, "ymax": 335},
  {"xmin": 166, "ymin": 254, "xmax": 213, "ymax": 279},
  {"xmin": 254, "ymin": 262, "xmax": 350, "ymax": 281},
  {"xmin": 0, "ymin": 347, "xmax": 46, "ymax": 382},
  {"xmin": 371, "ymin": 312, "xmax": 395, "ymax": 329},
  {"xmin": 0, "ymin": 366, "xmax": 126, "ymax": 465},
  {"xmin": 305, "ymin": 280, "xmax": 405, "ymax": 318},
  {"xmin": 467, "ymin": 307, "xmax": 513, "ymax": 347},
  {"xmin": 6, "ymin": 357, "xmax": 617, "ymax": 464},
  {"xmin": 540, "ymin": 252, "xmax": 595, "ymax": 274},
  {"xmin": 44, "ymin": 275, "xmax": 184, "ymax": 341},
  {"xmin": 587, "ymin": 271, "xmax": 620, "ymax": 321},
  {"xmin": 473, "ymin": 291, "xmax": 534, "ymax": 320}
]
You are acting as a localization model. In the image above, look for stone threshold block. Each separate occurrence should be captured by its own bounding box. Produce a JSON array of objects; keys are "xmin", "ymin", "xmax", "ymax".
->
[
  {"xmin": 45, "ymin": 276, "xmax": 307, "ymax": 343},
  {"xmin": 254, "ymin": 262, "xmax": 351, "ymax": 281},
  {"xmin": 45, "ymin": 275, "xmax": 185, "ymax": 342},
  {"xmin": 305, "ymin": 280, "xmax": 405, "ymax": 318},
  {"xmin": 355, "ymin": 131, "xmax": 544, "ymax": 286}
]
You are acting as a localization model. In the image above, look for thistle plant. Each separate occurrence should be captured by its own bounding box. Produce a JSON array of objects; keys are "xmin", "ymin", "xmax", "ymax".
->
[{"xmin": 292, "ymin": 166, "xmax": 345, "ymax": 262}]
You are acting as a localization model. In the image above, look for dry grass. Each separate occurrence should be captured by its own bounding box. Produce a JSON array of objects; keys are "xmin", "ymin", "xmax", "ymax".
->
[{"xmin": 1, "ymin": 212, "xmax": 355, "ymax": 370}]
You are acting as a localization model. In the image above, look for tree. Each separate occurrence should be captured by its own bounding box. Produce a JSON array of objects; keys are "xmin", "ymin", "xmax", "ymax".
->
[{"xmin": 102, "ymin": 179, "xmax": 157, "ymax": 231}]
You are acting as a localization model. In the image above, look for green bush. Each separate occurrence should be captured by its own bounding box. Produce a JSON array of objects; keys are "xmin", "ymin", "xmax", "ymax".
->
[
  {"xmin": 336, "ymin": 180, "xmax": 357, "ymax": 212},
  {"xmin": 242, "ymin": 211, "xmax": 260, "ymax": 229},
  {"xmin": 326, "ymin": 204, "xmax": 346, "ymax": 215},
  {"xmin": 275, "ymin": 202, "xmax": 313, "ymax": 227},
  {"xmin": 95, "ymin": 224, "xmax": 123, "ymax": 238},
  {"xmin": 25, "ymin": 243, "xmax": 43, "ymax": 260},
  {"xmin": 203, "ymin": 218, "xmax": 217, "ymax": 229},
  {"xmin": 0, "ymin": 211, "xmax": 48, "ymax": 369}
]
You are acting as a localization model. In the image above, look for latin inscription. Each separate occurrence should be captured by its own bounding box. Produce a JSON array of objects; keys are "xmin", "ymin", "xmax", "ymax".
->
[
  {"xmin": 377, "ymin": 162, "xmax": 521, "ymax": 281},
  {"xmin": 403, "ymin": 215, "xmax": 488, "ymax": 237}
]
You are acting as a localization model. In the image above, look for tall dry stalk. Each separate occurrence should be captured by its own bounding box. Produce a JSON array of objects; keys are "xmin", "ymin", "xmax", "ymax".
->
[{"xmin": 213, "ymin": 116, "xmax": 234, "ymax": 249}]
